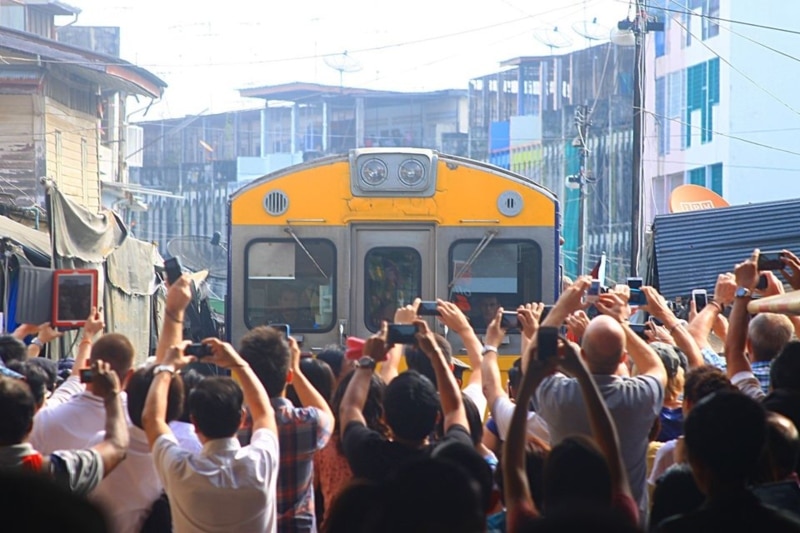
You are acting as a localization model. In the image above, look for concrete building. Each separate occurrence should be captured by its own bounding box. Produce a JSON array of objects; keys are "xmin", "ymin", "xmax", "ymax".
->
[
  {"xmin": 644, "ymin": 0, "xmax": 800, "ymax": 222},
  {"xmin": 469, "ymin": 42, "xmax": 636, "ymax": 282}
]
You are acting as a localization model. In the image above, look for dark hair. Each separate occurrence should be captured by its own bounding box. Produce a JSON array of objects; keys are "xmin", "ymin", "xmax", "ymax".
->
[
  {"xmin": 24, "ymin": 358, "xmax": 58, "ymax": 392},
  {"xmin": 404, "ymin": 334, "xmax": 453, "ymax": 388},
  {"xmin": 0, "ymin": 377, "xmax": 35, "ymax": 445},
  {"xmin": 432, "ymin": 440, "xmax": 494, "ymax": 512},
  {"xmin": 127, "ymin": 366, "xmax": 184, "ymax": 430},
  {"xmin": 650, "ymin": 464, "xmax": 704, "ymax": 529},
  {"xmin": 543, "ymin": 435, "xmax": 612, "ymax": 512},
  {"xmin": 383, "ymin": 370, "xmax": 439, "ymax": 442},
  {"xmin": 178, "ymin": 369, "xmax": 205, "ymax": 423},
  {"xmin": 91, "ymin": 333, "xmax": 135, "ymax": 378},
  {"xmin": 684, "ymin": 391, "xmax": 767, "ymax": 484},
  {"xmin": 462, "ymin": 393, "xmax": 483, "ymax": 446},
  {"xmin": 771, "ymin": 341, "xmax": 800, "ymax": 391},
  {"xmin": 381, "ymin": 457, "xmax": 484, "ymax": 533},
  {"xmin": 6, "ymin": 360, "xmax": 48, "ymax": 408},
  {"xmin": 332, "ymin": 369, "xmax": 386, "ymax": 452},
  {"xmin": 507, "ymin": 358, "xmax": 523, "ymax": 396},
  {"xmin": 683, "ymin": 365, "xmax": 736, "ymax": 407},
  {"xmin": 757, "ymin": 412, "xmax": 800, "ymax": 483},
  {"xmin": 0, "ymin": 336, "xmax": 27, "ymax": 365},
  {"xmin": 188, "ymin": 377, "xmax": 244, "ymax": 439},
  {"xmin": 323, "ymin": 479, "xmax": 385, "ymax": 533},
  {"xmin": 316, "ymin": 345, "xmax": 345, "ymax": 379},
  {"xmin": 238, "ymin": 326, "xmax": 291, "ymax": 398},
  {"xmin": 287, "ymin": 358, "xmax": 335, "ymax": 406}
]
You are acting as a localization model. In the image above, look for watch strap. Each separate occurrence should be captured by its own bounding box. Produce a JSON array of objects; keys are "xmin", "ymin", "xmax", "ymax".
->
[
  {"xmin": 153, "ymin": 364, "xmax": 176, "ymax": 376},
  {"xmin": 355, "ymin": 356, "xmax": 376, "ymax": 370},
  {"xmin": 482, "ymin": 345, "xmax": 498, "ymax": 355},
  {"xmin": 31, "ymin": 338, "xmax": 44, "ymax": 348}
]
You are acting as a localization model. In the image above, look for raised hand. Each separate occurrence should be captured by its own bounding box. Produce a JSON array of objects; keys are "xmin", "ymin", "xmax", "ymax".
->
[
  {"xmin": 91, "ymin": 360, "xmax": 122, "ymax": 402},
  {"xmin": 394, "ymin": 298, "xmax": 421, "ymax": 325},
  {"xmin": 517, "ymin": 302, "xmax": 544, "ymax": 340},
  {"xmin": 595, "ymin": 292, "xmax": 631, "ymax": 323},
  {"xmin": 734, "ymin": 249, "xmax": 760, "ymax": 291},
  {"xmin": 363, "ymin": 321, "xmax": 390, "ymax": 362},
  {"xmin": 83, "ymin": 307, "xmax": 105, "ymax": 338},
  {"xmin": 436, "ymin": 299, "xmax": 473, "ymax": 336},
  {"xmin": 565, "ymin": 310, "xmax": 590, "ymax": 340},
  {"xmin": 781, "ymin": 250, "xmax": 800, "ymax": 290}
]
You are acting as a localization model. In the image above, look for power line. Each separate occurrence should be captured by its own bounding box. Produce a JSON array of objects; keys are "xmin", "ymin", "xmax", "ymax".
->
[{"xmin": 639, "ymin": 1, "xmax": 800, "ymax": 37}]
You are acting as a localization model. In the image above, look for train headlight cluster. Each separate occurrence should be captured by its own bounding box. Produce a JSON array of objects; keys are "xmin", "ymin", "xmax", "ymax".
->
[{"xmin": 350, "ymin": 148, "xmax": 437, "ymax": 197}]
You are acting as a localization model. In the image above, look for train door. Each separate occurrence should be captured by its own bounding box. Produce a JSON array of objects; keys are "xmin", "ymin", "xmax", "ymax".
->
[{"xmin": 350, "ymin": 225, "xmax": 435, "ymax": 340}]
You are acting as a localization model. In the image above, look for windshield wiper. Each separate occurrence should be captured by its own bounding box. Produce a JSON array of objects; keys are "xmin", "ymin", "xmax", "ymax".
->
[
  {"xmin": 448, "ymin": 229, "xmax": 498, "ymax": 290},
  {"xmin": 284, "ymin": 226, "xmax": 329, "ymax": 280}
]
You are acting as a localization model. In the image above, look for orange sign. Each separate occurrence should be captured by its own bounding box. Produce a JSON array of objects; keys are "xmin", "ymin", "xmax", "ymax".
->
[{"xmin": 669, "ymin": 184, "xmax": 729, "ymax": 214}]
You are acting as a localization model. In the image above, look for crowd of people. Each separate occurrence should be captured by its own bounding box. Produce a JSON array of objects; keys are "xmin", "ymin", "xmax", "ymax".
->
[{"xmin": 2, "ymin": 249, "xmax": 800, "ymax": 532}]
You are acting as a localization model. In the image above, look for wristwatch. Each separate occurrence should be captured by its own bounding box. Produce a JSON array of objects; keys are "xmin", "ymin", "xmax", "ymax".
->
[
  {"xmin": 735, "ymin": 287, "xmax": 752, "ymax": 299},
  {"xmin": 481, "ymin": 345, "xmax": 498, "ymax": 355},
  {"xmin": 355, "ymin": 356, "xmax": 376, "ymax": 371},
  {"xmin": 153, "ymin": 364, "xmax": 176, "ymax": 376},
  {"xmin": 30, "ymin": 338, "xmax": 44, "ymax": 348}
]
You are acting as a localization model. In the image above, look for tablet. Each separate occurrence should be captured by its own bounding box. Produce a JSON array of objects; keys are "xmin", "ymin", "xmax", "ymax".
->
[{"xmin": 52, "ymin": 269, "xmax": 98, "ymax": 327}]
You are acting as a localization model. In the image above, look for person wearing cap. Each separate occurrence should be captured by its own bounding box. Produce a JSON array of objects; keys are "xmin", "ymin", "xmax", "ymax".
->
[{"xmin": 649, "ymin": 342, "xmax": 688, "ymax": 443}]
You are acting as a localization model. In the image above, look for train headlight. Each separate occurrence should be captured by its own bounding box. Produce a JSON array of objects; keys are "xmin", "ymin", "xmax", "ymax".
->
[
  {"xmin": 398, "ymin": 159, "xmax": 425, "ymax": 186},
  {"xmin": 360, "ymin": 158, "xmax": 388, "ymax": 186}
]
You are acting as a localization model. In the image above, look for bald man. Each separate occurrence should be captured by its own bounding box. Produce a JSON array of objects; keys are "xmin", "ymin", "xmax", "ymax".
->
[{"xmin": 533, "ymin": 310, "xmax": 667, "ymax": 522}]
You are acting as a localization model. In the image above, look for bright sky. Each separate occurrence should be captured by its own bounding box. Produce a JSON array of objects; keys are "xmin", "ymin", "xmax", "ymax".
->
[{"xmin": 64, "ymin": 0, "xmax": 631, "ymax": 120}]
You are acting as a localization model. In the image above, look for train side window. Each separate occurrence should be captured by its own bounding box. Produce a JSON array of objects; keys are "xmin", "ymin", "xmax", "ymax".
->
[
  {"xmin": 364, "ymin": 247, "xmax": 421, "ymax": 332},
  {"xmin": 449, "ymin": 240, "xmax": 542, "ymax": 332},
  {"xmin": 244, "ymin": 239, "xmax": 336, "ymax": 333}
]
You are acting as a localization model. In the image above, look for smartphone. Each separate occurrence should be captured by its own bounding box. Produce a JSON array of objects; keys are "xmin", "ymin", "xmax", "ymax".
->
[
  {"xmin": 387, "ymin": 323, "xmax": 417, "ymax": 345},
  {"xmin": 540, "ymin": 305, "xmax": 554, "ymax": 323},
  {"xmin": 758, "ymin": 250, "xmax": 786, "ymax": 271},
  {"xmin": 79, "ymin": 368, "xmax": 93, "ymax": 383},
  {"xmin": 629, "ymin": 288, "xmax": 647, "ymax": 307},
  {"xmin": 270, "ymin": 323, "xmax": 290, "ymax": 339},
  {"xmin": 627, "ymin": 277, "xmax": 644, "ymax": 290},
  {"xmin": 692, "ymin": 289, "xmax": 708, "ymax": 312},
  {"xmin": 417, "ymin": 301, "xmax": 440, "ymax": 316},
  {"xmin": 537, "ymin": 326, "xmax": 559, "ymax": 361},
  {"xmin": 648, "ymin": 315, "xmax": 664, "ymax": 327},
  {"xmin": 500, "ymin": 311, "xmax": 520, "ymax": 330},
  {"xmin": 185, "ymin": 343, "xmax": 212, "ymax": 357},
  {"xmin": 585, "ymin": 279, "xmax": 601, "ymax": 303},
  {"xmin": 756, "ymin": 273, "xmax": 768, "ymax": 291},
  {"xmin": 164, "ymin": 257, "xmax": 183, "ymax": 285},
  {"xmin": 629, "ymin": 323, "xmax": 649, "ymax": 340}
]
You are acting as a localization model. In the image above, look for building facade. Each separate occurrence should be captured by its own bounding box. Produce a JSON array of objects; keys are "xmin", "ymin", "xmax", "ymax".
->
[
  {"xmin": 644, "ymin": 0, "xmax": 800, "ymax": 222},
  {"xmin": 469, "ymin": 43, "xmax": 636, "ymax": 282}
]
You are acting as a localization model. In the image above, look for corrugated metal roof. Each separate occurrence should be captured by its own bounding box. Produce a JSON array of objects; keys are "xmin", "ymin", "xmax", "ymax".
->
[{"xmin": 652, "ymin": 199, "xmax": 800, "ymax": 299}]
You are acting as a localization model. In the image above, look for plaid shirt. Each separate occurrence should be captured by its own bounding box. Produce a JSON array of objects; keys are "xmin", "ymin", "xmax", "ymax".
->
[
  {"xmin": 239, "ymin": 398, "xmax": 332, "ymax": 533},
  {"xmin": 751, "ymin": 360, "xmax": 772, "ymax": 394}
]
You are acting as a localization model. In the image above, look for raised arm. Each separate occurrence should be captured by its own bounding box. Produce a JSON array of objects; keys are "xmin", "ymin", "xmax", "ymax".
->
[
  {"xmin": 378, "ymin": 299, "xmax": 421, "ymax": 384},
  {"xmin": 503, "ymin": 347, "xmax": 556, "ymax": 529},
  {"xmin": 541, "ymin": 276, "xmax": 591, "ymax": 330},
  {"xmin": 517, "ymin": 303, "xmax": 544, "ymax": 372},
  {"xmin": 596, "ymin": 292, "xmax": 667, "ymax": 387},
  {"xmin": 558, "ymin": 339, "xmax": 631, "ymax": 498},
  {"xmin": 414, "ymin": 319, "xmax": 467, "ymax": 432},
  {"xmin": 25, "ymin": 322, "xmax": 62, "ymax": 358},
  {"xmin": 726, "ymin": 250, "xmax": 759, "ymax": 379},
  {"xmin": 480, "ymin": 308, "xmax": 508, "ymax": 410},
  {"xmin": 287, "ymin": 336, "xmax": 333, "ymax": 426},
  {"xmin": 69, "ymin": 307, "xmax": 105, "ymax": 379},
  {"xmin": 88, "ymin": 360, "xmax": 129, "ymax": 475},
  {"xmin": 340, "ymin": 324, "xmax": 388, "ymax": 436},
  {"xmin": 154, "ymin": 276, "xmax": 192, "ymax": 364},
  {"xmin": 642, "ymin": 286, "xmax": 704, "ymax": 369},
  {"xmin": 437, "ymin": 299, "xmax": 482, "ymax": 387}
]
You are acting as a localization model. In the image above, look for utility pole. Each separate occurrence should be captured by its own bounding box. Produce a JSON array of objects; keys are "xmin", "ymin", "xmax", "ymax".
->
[
  {"xmin": 574, "ymin": 104, "xmax": 591, "ymax": 275},
  {"xmin": 626, "ymin": 0, "xmax": 663, "ymax": 276}
]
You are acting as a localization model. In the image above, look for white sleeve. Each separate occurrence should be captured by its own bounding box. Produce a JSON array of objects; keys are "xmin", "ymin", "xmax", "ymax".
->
[
  {"xmin": 648, "ymin": 440, "xmax": 676, "ymax": 486},
  {"xmin": 462, "ymin": 382, "xmax": 487, "ymax": 422},
  {"xmin": 45, "ymin": 376, "xmax": 84, "ymax": 408},
  {"xmin": 151, "ymin": 433, "xmax": 184, "ymax": 492},
  {"xmin": 490, "ymin": 396, "xmax": 516, "ymax": 439},
  {"xmin": 731, "ymin": 371, "xmax": 766, "ymax": 401}
]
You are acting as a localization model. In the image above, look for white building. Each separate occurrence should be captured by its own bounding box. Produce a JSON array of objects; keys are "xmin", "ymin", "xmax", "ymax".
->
[{"xmin": 643, "ymin": 0, "xmax": 800, "ymax": 223}]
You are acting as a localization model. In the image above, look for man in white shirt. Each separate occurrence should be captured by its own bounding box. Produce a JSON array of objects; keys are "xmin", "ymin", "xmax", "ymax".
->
[
  {"xmin": 89, "ymin": 364, "xmax": 185, "ymax": 533},
  {"xmin": 30, "ymin": 330, "xmax": 134, "ymax": 454},
  {"xmin": 143, "ymin": 338, "xmax": 280, "ymax": 533}
]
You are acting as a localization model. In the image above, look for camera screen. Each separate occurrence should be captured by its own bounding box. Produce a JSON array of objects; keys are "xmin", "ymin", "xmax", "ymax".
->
[{"xmin": 54, "ymin": 271, "xmax": 96, "ymax": 325}]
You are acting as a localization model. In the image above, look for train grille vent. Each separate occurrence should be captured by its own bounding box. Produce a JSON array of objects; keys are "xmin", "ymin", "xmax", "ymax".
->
[
  {"xmin": 264, "ymin": 191, "xmax": 289, "ymax": 216},
  {"xmin": 498, "ymin": 191, "xmax": 523, "ymax": 217}
]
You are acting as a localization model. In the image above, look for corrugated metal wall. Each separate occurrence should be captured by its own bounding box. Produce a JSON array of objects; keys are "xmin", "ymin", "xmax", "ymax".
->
[{"xmin": 652, "ymin": 199, "xmax": 800, "ymax": 299}]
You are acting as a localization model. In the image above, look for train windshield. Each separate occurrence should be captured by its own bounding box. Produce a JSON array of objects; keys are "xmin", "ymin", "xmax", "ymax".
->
[
  {"xmin": 244, "ymin": 239, "xmax": 335, "ymax": 332},
  {"xmin": 449, "ymin": 240, "xmax": 542, "ymax": 331},
  {"xmin": 364, "ymin": 247, "xmax": 422, "ymax": 331}
]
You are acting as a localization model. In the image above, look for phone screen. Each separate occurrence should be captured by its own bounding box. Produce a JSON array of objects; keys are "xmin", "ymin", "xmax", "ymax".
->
[
  {"xmin": 693, "ymin": 291, "xmax": 708, "ymax": 312},
  {"xmin": 417, "ymin": 301, "xmax": 440, "ymax": 316},
  {"xmin": 387, "ymin": 324, "xmax": 417, "ymax": 345},
  {"xmin": 270, "ymin": 323, "xmax": 290, "ymax": 339},
  {"xmin": 500, "ymin": 311, "xmax": 520, "ymax": 330},
  {"xmin": 757, "ymin": 251, "xmax": 785, "ymax": 271},
  {"xmin": 164, "ymin": 257, "xmax": 183, "ymax": 285},
  {"xmin": 537, "ymin": 326, "xmax": 559, "ymax": 360},
  {"xmin": 627, "ymin": 277, "xmax": 643, "ymax": 290}
]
